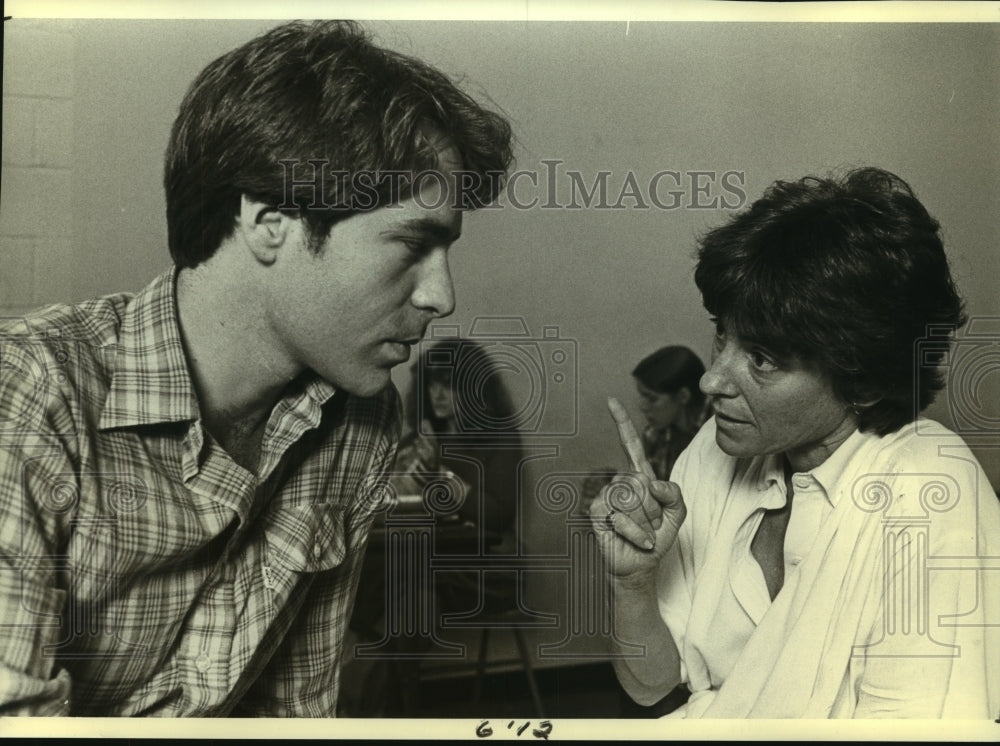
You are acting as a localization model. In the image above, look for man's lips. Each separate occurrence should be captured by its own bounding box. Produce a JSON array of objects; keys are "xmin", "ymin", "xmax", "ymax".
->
[
  {"xmin": 384, "ymin": 338, "xmax": 421, "ymax": 362},
  {"xmin": 385, "ymin": 334, "xmax": 424, "ymax": 348}
]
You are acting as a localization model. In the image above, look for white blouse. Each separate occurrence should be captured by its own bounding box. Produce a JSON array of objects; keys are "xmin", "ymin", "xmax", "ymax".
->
[{"xmin": 657, "ymin": 417, "xmax": 1000, "ymax": 718}]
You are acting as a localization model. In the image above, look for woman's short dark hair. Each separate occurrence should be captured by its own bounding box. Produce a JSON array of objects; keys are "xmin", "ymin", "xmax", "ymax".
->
[
  {"xmin": 165, "ymin": 20, "xmax": 514, "ymax": 267},
  {"xmin": 632, "ymin": 345, "xmax": 707, "ymax": 412},
  {"xmin": 409, "ymin": 338, "xmax": 518, "ymax": 435},
  {"xmin": 694, "ymin": 166, "xmax": 967, "ymax": 437}
]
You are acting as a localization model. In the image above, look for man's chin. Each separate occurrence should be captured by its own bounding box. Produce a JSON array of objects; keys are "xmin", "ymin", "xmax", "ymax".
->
[{"xmin": 321, "ymin": 367, "xmax": 393, "ymax": 398}]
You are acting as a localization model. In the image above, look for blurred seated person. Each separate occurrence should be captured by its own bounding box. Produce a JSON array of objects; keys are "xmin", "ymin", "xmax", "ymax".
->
[
  {"xmin": 632, "ymin": 345, "xmax": 708, "ymax": 480},
  {"xmin": 391, "ymin": 337, "xmax": 525, "ymax": 604},
  {"xmin": 583, "ymin": 345, "xmax": 707, "ymax": 505},
  {"xmin": 342, "ymin": 338, "xmax": 524, "ymax": 714}
]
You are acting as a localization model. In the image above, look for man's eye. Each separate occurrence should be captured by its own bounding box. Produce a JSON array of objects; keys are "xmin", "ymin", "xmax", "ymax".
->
[{"xmin": 402, "ymin": 239, "xmax": 429, "ymax": 253}]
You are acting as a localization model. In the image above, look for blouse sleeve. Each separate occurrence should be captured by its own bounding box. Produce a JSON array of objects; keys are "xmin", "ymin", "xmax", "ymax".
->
[{"xmin": 852, "ymin": 433, "xmax": 1000, "ymax": 718}]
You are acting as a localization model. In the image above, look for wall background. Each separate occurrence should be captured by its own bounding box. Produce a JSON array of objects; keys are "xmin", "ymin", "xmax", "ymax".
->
[{"xmin": 4, "ymin": 18, "xmax": 999, "ymax": 651}]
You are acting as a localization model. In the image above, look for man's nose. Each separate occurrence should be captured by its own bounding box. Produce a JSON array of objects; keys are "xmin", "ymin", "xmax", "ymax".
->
[{"xmin": 412, "ymin": 249, "xmax": 456, "ymax": 318}]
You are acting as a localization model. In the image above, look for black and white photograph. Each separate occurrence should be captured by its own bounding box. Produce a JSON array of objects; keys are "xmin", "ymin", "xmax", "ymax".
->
[{"xmin": 1, "ymin": 0, "xmax": 998, "ymax": 740}]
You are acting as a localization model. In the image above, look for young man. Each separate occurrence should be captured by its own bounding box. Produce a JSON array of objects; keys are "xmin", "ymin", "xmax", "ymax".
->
[{"xmin": 0, "ymin": 20, "xmax": 512, "ymax": 716}]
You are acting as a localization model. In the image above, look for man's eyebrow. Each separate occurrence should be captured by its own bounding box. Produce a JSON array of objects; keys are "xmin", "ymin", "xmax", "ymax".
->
[{"xmin": 383, "ymin": 218, "xmax": 461, "ymax": 244}]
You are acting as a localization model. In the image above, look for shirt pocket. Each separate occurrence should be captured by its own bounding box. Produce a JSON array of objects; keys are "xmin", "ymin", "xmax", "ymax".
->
[{"xmin": 264, "ymin": 503, "xmax": 349, "ymax": 573}]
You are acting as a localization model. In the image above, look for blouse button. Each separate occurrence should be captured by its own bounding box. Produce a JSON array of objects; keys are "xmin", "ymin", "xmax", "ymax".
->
[{"xmin": 195, "ymin": 654, "xmax": 212, "ymax": 673}]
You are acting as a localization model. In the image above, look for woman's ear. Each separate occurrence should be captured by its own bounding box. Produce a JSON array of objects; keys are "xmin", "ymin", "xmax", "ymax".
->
[{"xmin": 847, "ymin": 390, "xmax": 883, "ymax": 415}]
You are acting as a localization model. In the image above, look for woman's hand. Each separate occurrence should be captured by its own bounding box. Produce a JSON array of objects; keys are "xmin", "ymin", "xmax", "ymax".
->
[
  {"xmin": 589, "ymin": 398, "xmax": 687, "ymax": 587},
  {"xmin": 581, "ymin": 467, "xmax": 616, "ymax": 507}
]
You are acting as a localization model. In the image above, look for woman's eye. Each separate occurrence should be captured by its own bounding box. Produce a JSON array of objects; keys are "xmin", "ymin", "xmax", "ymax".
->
[
  {"xmin": 749, "ymin": 349, "xmax": 778, "ymax": 372},
  {"xmin": 710, "ymin": 319, "xmax": 725, "ymax": 349}
]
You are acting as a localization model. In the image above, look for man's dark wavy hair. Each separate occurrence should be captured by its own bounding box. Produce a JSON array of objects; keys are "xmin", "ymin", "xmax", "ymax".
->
[
  {"xmin": 165, "ymin": 20, "xmax": 514, "ymax": 267},
  {"xmin": 694, "ymin": 167, "xmax": 967, "ymax": 437}
]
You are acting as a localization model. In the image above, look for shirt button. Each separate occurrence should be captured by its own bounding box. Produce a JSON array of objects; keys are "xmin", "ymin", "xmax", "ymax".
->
[
  {"xmin": 195, "ymin": 654, "xmax": 212, "ymax": 673},
  {"xmin": 312, "ymin": 542, "xmax": 323, "ymax": 559},
  {"xmin": 262, "ymin": 565, "xmax": 277, "ymax": 590},
  {"xmin": 792, "ymin": 475, "xmax": 812, "ymax": 490}
]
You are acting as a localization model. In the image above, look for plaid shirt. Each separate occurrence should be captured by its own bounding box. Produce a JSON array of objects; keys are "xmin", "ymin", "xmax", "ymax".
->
[{"xmin": 0, "ymin": 269, "xmax": 400, "ymax": 716}]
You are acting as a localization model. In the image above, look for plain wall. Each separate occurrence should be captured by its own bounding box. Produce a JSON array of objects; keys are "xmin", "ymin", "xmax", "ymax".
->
[{"xmin": 3, "ymin": 19, "xmax": 999, "ymax": 647}]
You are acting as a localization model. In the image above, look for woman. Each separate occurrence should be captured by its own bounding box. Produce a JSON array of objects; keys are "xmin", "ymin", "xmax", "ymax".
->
[
  {"xmin": 343, "ymin": 338, "xmax": 523, "ymax": 715},
  {"xmin": 591, "ymin": 167, "xmax": 1000, "ymax": 718},
  {"xmin": 632, "ymin": 345, "xmax": 708, "ymax": 481},
  {"xmin": 393, "ymin": 337, "xmax": 523, "ymax": 566}
]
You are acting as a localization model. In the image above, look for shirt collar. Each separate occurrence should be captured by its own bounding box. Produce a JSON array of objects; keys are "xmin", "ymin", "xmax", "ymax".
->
[
  {"xmin": 751, "ymin": 426, "xmax": 873, "ymax": 508},
  {"xmin": 807, "ymin": 426, "xmax": 873, "ymax": 506},
  {"xmin": 754, "ymin": 452, "xmax": 785, "ymax": 492},
  {"xmin": 99, "ymin": 268, "xmax": 200, "ymax": 430},
  {"xmin": 99, "ymin": 268, "xmax": 341, "ymax": 434}
]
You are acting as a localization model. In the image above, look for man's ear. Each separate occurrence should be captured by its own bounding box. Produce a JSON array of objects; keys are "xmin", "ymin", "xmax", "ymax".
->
[{"xmin": 236, "ymin": 194, "xmax": 299, "ymax": 265}]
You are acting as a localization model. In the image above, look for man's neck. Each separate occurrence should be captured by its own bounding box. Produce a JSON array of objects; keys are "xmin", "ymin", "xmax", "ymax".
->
[{"xmin": 174, "ymin": 261, "xmax": 297, "ymax": 444}]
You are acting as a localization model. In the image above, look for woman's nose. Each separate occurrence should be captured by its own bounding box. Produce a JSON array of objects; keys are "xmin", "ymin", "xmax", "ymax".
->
[{"xmin": 700, "ymin": 348, "xmax": 737, "ymax": 399}]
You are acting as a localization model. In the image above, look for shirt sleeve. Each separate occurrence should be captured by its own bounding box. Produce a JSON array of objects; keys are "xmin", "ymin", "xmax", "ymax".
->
[{"xmin": 0, "ymin": 339, "xmax": 77, "ymax": 715}]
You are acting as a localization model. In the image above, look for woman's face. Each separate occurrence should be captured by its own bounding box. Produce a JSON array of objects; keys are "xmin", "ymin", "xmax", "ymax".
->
[
  {"xmin": 427, "ymin": 378, "xmax": 455, "ymax": 422},
  {"xmin": 700, "ymin": 319, "xmax": 857, "ymax": 472},
  {"xmin": 635, "ymin": 380, "xmax": 684, "ymax": 430}
]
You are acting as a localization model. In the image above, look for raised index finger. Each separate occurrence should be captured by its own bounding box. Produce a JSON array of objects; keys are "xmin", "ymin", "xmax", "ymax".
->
[{"xmin": 607, "ymin": 397, "xmax": 656, "ymax": 480}]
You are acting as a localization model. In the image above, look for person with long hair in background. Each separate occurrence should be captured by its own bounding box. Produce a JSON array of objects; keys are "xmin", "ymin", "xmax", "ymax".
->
[
  {"xmin": 344, "ymin": 337, "xmax": 525, "ymax": 715},
  {"xmin": 631, "ymin": 345, "xmax": 708, "ymax": 481}
]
